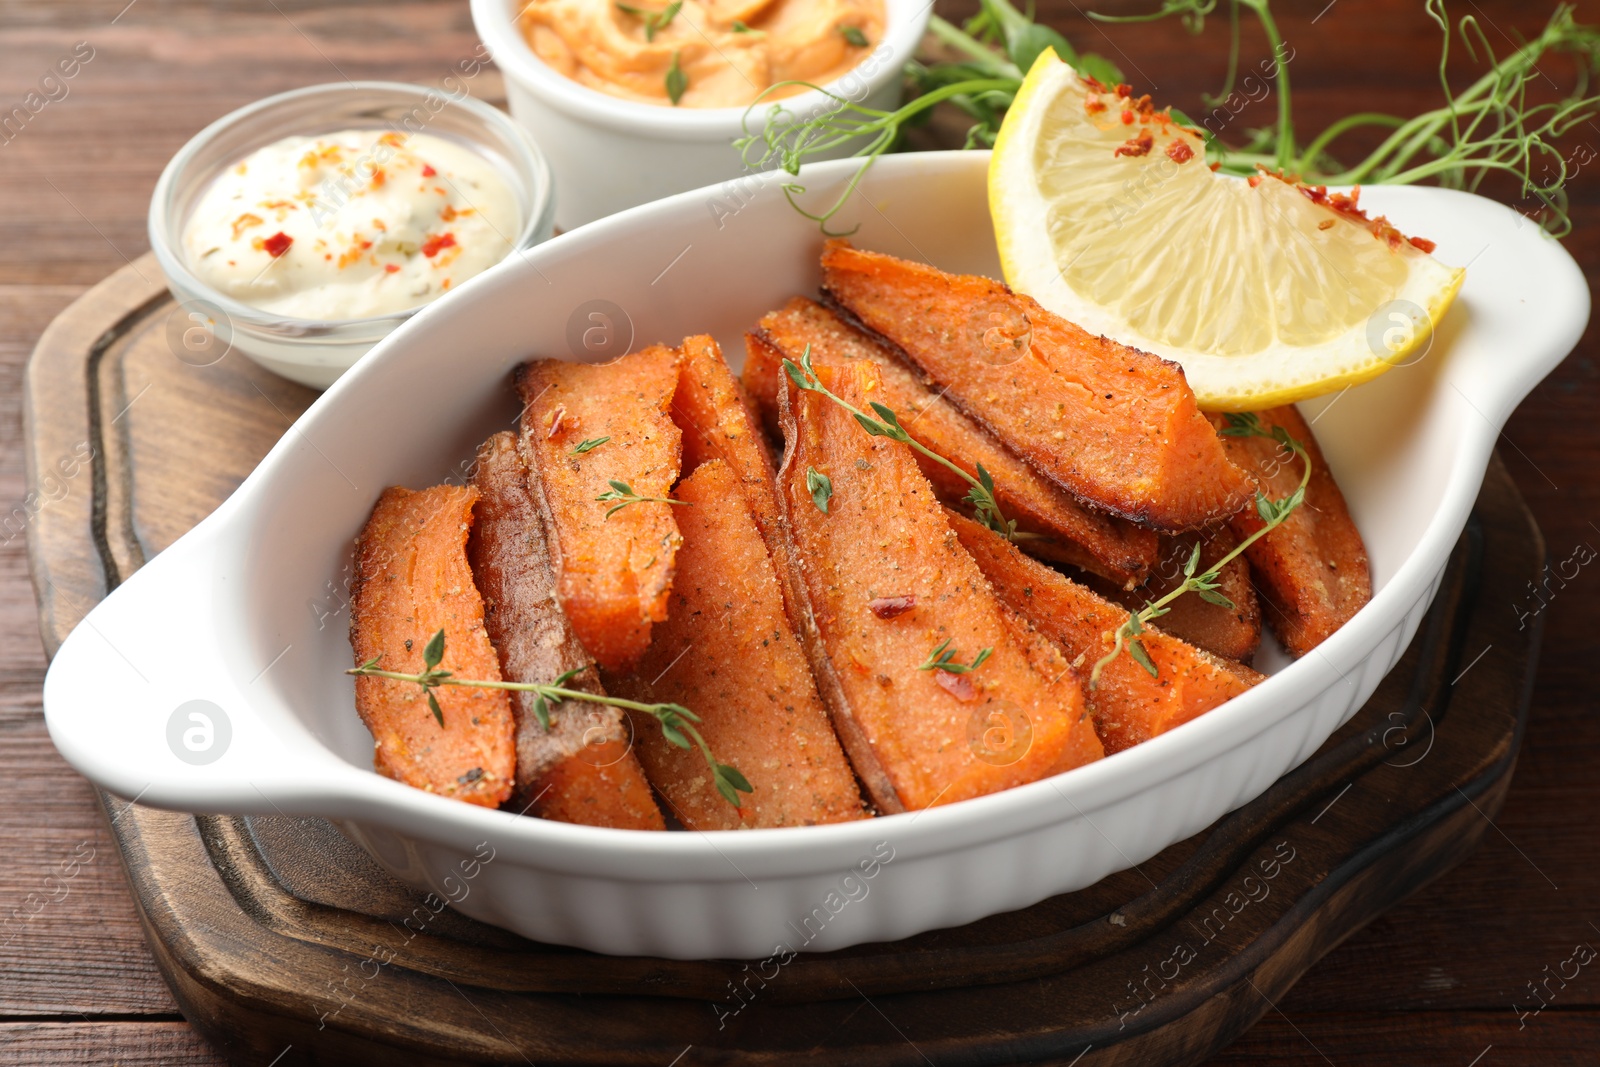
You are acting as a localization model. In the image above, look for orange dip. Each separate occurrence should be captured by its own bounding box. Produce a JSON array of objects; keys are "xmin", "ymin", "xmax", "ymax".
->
[{"xmin": 519, "ymin": 0, "xmax": 887, "ymax": 108}]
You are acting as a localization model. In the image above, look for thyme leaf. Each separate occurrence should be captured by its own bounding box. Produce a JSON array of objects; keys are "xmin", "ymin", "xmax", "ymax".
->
[
  {"xmin": 806, "ymin": 466, "xmax": 833, "ymax": 512},
  {"xmin": 917, "ymin": 638, "xmax": 994, "ymax": 674}
]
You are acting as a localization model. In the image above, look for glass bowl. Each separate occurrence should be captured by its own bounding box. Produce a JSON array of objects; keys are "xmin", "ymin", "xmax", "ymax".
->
[{"xmin": 149, "ymin": 81, "xmax": 555, "ymax": 389}]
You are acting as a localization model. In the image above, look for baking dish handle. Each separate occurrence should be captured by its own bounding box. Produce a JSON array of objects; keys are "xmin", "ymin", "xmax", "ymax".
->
[{"xmin": 41, "ymin": 513, "xmax": 345, "ymax": 814}]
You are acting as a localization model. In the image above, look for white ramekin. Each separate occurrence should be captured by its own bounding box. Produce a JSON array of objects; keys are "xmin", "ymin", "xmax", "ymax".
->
[
  {"xmin": 46, "ymin": 153, "xmax": 1587, "ymax": 959},
  {"xmin": 471, "ymin": 0, "xmax": 932, "ymax": 229},
  {"xmin": 149, "ymin": 81, "xmax": 556, "ymax": 390}
]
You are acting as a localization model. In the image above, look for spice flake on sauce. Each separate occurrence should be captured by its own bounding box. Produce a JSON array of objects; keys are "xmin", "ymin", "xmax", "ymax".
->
[{"xmin": 182, "ymin": 129, "xmax": 520, "ymax": 320}]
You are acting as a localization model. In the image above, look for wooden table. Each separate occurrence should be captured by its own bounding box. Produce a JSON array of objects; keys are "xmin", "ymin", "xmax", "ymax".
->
[{"xmin": 1, "ymin": 1, "xmax": 1596, "ymax": 1063}]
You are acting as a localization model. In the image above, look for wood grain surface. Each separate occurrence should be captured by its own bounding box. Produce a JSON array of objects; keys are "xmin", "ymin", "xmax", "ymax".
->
[{"xmin": 0, "ymin": 0, "xmax": 1595, "ymax": 1063}]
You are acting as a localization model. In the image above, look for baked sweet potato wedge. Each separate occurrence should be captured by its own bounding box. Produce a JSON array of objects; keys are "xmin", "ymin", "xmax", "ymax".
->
[
  {"xmin": 745, "ymin": 298, "xmax": 1159, "ymax": 588},
  {"xmin": 950, "ymin": 512, "xmax": 1262, "ymax": 753},
  {"xmin": 1211, "ymin": 406, "xmax": 1372, "ymax": 657},
  {"xmin": 606, "ymin": 460, "xmax": 867, "ymax": 830},
  {"xmin": 350, "ymin": 485, "xmax": 514, "ymax": 807},
  {"xmin": 778, "ymin": 359, "xmax": 1104, "ymax": 813},
  {"xmin": 468, "ymin": 432, "xmax": 664, "ymax": 830},
  {"xmin": 819, "ymin": 241, "xmax": 1254, "ymax": 532},
  {"xmin": 674, "ymin": 334, "xmax": 776, "ymax": 485},
  {"xmin": 1083, "ymin": 529, "xmax": 1262, "ymax": 662},
  {"xmin": 516, "ymin": 345, "xmax": 685, "ymax": 673},
  {"xmin": 668, "ymin": 334, "xmax": 808, "ymax": 623}
]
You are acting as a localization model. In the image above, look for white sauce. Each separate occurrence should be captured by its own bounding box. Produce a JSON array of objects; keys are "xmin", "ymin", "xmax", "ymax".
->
[{"xmin": 182, "ymin": 129, "xmax": 521, "ymax": 320}]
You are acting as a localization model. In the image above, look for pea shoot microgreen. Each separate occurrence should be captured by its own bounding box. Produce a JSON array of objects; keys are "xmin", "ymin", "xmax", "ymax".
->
[
  {"xmin": 917, "ymin": 638, "xmax": 994, "ymax": 674},
  {"xmin": 616, "ymin": 0, "xmax": 682, "ymax": 41},
  {"xmin": 840, "ymin": 25, "xmax": 869, "ymax": 47},
  {"xmin": 1087, "ymin": 413, "xmax": 1311, "ymax": 689},
  {"xmin": 736, "ymin": 0, "xmax": 1600, "ymax": 236},
  {"xmin": 571, "ymin": 436, "xmax": 611, "ymax": 455},
  {"xmin": 782, "ymin": 344, "xmax": 1021, "ymax": 541},
  {"xmin": 349, "ymin": 629, "xmax": 754, "ymax": 807},
  {"xmin": 806, "ymin": 466, "xmax": 833, "ymax": 512},
  {"xmin": 595, "ymin": 479, "xmax": 692, "ymax": 518}
]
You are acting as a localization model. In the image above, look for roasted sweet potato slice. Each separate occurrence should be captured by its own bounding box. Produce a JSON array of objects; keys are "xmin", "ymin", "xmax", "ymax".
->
[
  {"xmin": 745, "ymin": 298, "xmax": 1158, "ymax": 588},
  {"xmin": 819, "ymin": 241, "xmax": 1254, "ymax": 532},
  {"xmin": 350, "ymin": 485, "xmax": 514, "ymax": 807},
  {"xmin": 606, "ymin": 460, "xmax": 866, "ymax": 830},
  {"xmin": 468, "ymin": 432, "xmax": 664, "ymax": 830},
  {"xmin": 516, "ymin": 345, "xmax": 685, "ymax": 673},
  {"xmin": 668, "ymin": 334, "xmax": 808, "ymax": 621},
  {"xmin": 1211, "ymin": 406, "xmax": 1372, "ymax": 656},
  {"xmin": 950, "ymin": 512, "xmax": 1262, "ymax": 753},
  {"xmin": 674, "ymin": 334, "xmax": 777, "ymax": 490},
  {"xmin": 1083, "ymin": 529, "xmax": 1262, "ymax": 662},
  {"xmin": 778, "ymin": 360, "xmax": 1103, "ymax": 813}
]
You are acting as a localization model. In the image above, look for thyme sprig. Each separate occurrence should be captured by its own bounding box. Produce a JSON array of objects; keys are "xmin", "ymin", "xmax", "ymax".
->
[
  {"xmin": 349, "ymin": 629, "xmax": 754, "ymax": 807},
  {"xmin": 596, "ymin": 479, "xmax": 692, "ymax": 518},
  {"xmin": 738, "ymin": 0, "xmax": 1600, "ymax": 236},
  {"xmin": 918, "ymin": 638, "xmax": 994, "ymax": 674},
  {"xmin": 1087, "ymin": 414, "xmax": 1311, "ymax": 689},
  {"xmin": 782, "ymin": 344, "xmax": 1020, "ymax": 539}
]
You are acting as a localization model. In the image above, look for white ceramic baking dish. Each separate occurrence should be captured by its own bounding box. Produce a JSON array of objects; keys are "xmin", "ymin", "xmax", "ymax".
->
[{"xmin": 42, "ymin": 152, "xmax": 1587, "ymax": 960}]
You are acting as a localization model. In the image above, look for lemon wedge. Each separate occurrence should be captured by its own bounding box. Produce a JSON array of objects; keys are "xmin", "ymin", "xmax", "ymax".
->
[{"xmin": 989, "ymin": 50, "xmax": 1465, "ymax": 411}]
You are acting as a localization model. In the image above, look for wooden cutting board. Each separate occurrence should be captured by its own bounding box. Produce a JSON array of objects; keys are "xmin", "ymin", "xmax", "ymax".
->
[{"xmin": 24, "ymin": 252, "xmax": 1545, "ymax": 1067}]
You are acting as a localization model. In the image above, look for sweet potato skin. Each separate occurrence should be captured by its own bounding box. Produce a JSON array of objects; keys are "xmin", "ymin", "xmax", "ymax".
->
[
  {"xmin": 819, "ymin": 241, "xmax": 1254, "ymax": 532},
  {"xmin": 950, "ymin": 512, "xmax": 1262, "ymax": 753},
  {"xmin": 468, "ymin": 432, "xmax": 664, "ymax": 830},
  {"xmin": 1083, "ymin": 529, "xmax": 1262, "ymax": 662},
  {"xmin": 350, "ymin": 485, "xmax": 514, "ymax": 807},
  {"xmin": 1212, "ymin": 406, "xmax": 1372, "ymax": 656},
  {"xmin": 778, "ymin": 360, "xmax": 1103, "ymax": 813},
  {"xmin": 606, "ymin": 460, "xmax": 867, "ymax": 830},
  {"xmin": 516, "ymin": 345, "xmax": 685, "ymax": 673},
  {"xmin": 746, "ymin": 298, "xmax": 1159, "ymax": 588}
]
